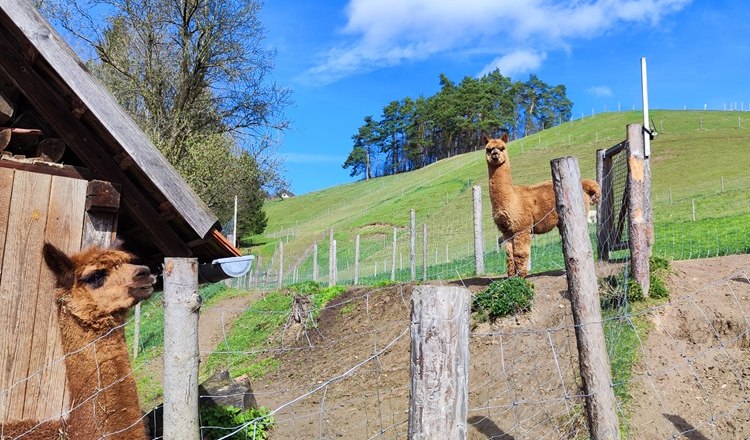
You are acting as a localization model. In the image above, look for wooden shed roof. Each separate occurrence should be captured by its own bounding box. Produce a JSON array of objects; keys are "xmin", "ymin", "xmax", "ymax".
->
[{"xmin": 0, "ymin": 0, "xmax": 240, "ymax": 267}]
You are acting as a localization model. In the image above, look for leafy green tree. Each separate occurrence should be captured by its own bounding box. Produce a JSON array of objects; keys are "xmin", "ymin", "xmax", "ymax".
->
[{"xmin": 41, "ymin": 0, "xmax": 290, "ymax": 234}]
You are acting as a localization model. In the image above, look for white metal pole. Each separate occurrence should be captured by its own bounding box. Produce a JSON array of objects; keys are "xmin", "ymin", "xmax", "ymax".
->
[
  {"xmin": 232, "ymin": 195, "xmax": 238, "ymax": 247},
  {"xmin": 641, "ymin": 57, "xmax": 651, "ymax": 158}
]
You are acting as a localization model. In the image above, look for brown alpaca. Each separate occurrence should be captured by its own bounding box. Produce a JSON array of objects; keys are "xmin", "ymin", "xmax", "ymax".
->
[
  {"xmin": 2, "ymin": 242, "xmax": 155, "ymax": 439},
  {"xmin": 485, "ymin": 133, "xmax": 600, "ymax": 277}
]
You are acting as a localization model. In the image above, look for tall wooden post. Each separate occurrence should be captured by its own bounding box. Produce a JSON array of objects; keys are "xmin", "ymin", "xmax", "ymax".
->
[
  {"xmin": 331, "ymin": 239, "xmax": 337, "ymax": 286},
  {"xmin": 312, "ymin": 241, "xmax": 319, "ymax": 282},
  {"xmin": 163, "ymin": 258, "xmax": 200, "ymax": 440},
  {"xmin": 328, "ymin": 229, "xmax": 334, "ymax": 286},
  {"xmin": 410, "ymin": 209, "xmax": 416, "ymax": 281},
  {"xmin": 354, "ymin": 234, "xmax": 360, "ymax": 285},
  {"xmin": 391, "ymin": 227, "xmax": 397, "ymax": 281},
  {"xmin": 627, "ymin": 124, "xmax": 650, "ymax": 296},
  {"xmin": 422, "ymin": 224, "xmax": 428, "ymax": 282},
  {"xmin": 277, "ymin": 241, "xmax": 284, "ymax": 288},
  {"xmin": 551, "ymin": 157, "xmax": 620, "ymax": 440},
  {"xmin": 595, "ymin": 149, "xmax": 608, "ymax": 261},
  {"xmin": 408, "ymin": 285, "xmax": 470, "ymax": 440},
  {"xmin": 472, "ymin": 186, "xmax": 485, "ymax": 275}
]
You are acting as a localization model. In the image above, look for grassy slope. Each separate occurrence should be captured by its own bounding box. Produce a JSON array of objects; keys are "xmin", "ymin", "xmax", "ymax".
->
[{"xmin": 247, "ymin": 110, "xmax": 750, "ymax": 278}]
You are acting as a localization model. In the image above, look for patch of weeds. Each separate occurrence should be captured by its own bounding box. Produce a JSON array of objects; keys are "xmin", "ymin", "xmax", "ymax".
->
[
  {"xmin": 600, "ymin": 257, "xmax": 672, "ymax": 309},
  {"xmin": 473, "ymin": 277, "xmax": 535, "ymax": 322},
  {"xmin": 340, "ymin": 303, "xmax": 357, "ymax": 315},
  {"xmin": 200, "ymin": 404, "xmax": 274, "ymax": 440}
]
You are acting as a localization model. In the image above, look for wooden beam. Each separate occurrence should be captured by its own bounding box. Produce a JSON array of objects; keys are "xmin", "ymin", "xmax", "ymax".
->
[
  {"xmin": 0, "ymin": 156, "xmax": 91, "ymax": 180},
  {"xmin": 0, "ymin": 26, "xmax": 191, "ymax": 257},
  {"xmin": 86, "ymin": 180, "xmax": 120, "ymax": 213}
]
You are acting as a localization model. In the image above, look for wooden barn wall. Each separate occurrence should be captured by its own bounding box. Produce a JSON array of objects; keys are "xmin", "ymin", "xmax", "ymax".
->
[{"xmin": 0, "ymin": 168, "xmax": 88, "ymax": 423}]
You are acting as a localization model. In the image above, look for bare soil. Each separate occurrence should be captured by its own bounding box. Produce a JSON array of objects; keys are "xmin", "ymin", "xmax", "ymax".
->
[{"xmin": 199, "ymin": 254, "xmax": 750, "ymax": 439}]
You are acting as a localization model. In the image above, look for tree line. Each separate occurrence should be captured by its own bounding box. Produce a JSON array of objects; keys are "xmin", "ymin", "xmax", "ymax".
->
[{"xmin": 343, "ymin": 71, "xmax": 572, "ymax": 179}]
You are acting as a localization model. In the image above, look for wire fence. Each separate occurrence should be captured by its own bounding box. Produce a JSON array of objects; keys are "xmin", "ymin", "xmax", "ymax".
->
[{"xmin": 3, "ymin": 116, "xmax": 750, "ymax": 439}]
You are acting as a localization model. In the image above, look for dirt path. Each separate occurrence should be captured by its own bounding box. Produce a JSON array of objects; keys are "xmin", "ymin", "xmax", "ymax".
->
[{"xmin": 198, "ymin": 292, "xmax": 263, "ymax": 364}]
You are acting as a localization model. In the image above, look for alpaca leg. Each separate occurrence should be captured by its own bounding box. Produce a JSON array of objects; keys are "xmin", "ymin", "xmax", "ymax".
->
[
  {"xmin": 512, "ymin": 231, "xmax": 532, "ymax": 278},
  {"xmin": 503, "ymin": 236, "xmax": 516, "ymax": 277}
]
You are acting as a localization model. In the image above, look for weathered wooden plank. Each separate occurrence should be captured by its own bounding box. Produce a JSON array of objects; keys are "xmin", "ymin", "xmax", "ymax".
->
[
  {"xmin": 0, "ymin": 167, "xmax": 13, "ymax": 281},
  {"xmin": 24, "ymin": 176, "xmax": 86, "ymax": 420},
  {"xmin": 0, "ymin": 3, "xmax": 217, "ymax": 237},
  {"xmin": 0, "ymin": 170, "xmax": 51, "ymax": 422},
  {"xmin": 0, "ymin": 26, "xmax": 192, "ymax": 258},
  {"xmin": 627, "ymin": 124, "xmax": 650, "ymax": 295}
]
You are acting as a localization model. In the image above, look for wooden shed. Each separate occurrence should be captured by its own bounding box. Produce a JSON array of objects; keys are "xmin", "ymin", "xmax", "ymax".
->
[{"xmin": 0, "ymin": 0, "xmax": 240, "ymax": 424}]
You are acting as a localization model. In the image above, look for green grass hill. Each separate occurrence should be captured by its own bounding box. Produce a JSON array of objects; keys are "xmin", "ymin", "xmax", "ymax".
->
[{"xmin": 245, "ymin": 110, "xmax": 750, "ymax": 285}]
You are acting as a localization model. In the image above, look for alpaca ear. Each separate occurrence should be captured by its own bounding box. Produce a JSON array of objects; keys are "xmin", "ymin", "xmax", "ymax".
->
[
  {"xmin": 501, "ymin": 132, "xmax": 509, "ymax": 143},
  {"xmin": 482, "ymin": 133, "xmax": 491, "ymax": 144},
  {"xmin": 42, "ymin": 242, "xmax": 74, "ymax": 289},
  {"xmin": 110, "ymin": 238, "xmax": 125, "ymax": 250}
]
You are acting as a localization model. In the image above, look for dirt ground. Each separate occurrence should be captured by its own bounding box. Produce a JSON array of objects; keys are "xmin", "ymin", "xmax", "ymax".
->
[{"xmin": 202, "ymin": 254, "xmax": 750, "ymax": 439}]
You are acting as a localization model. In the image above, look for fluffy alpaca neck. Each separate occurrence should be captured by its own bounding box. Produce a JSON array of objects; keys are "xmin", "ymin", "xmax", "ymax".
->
[
  {"xmin": 487, "ymin": 162, "xmax": 516, "ymax": 209},
  {"xmin": 59, "ymin": 310, "xmax": 147, "ymax": 440}
]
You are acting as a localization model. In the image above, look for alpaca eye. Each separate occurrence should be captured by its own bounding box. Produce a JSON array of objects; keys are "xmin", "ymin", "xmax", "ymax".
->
[{"xmin": 81, "ymin": 269, "xmax": 107, "ymax": 289}]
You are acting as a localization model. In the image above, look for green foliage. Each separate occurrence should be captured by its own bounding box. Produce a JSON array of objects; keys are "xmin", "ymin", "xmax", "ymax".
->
[
  {"xmin": 200, "ymin": 404, "xmax": 274, "ymax": 440},
  {"xmin": 344, "ymin": 71, "xmax": 572, "ymax": 179},
  {"xmin": 473, "ymin": 277, "xmax": 535, "ymax": 321}
]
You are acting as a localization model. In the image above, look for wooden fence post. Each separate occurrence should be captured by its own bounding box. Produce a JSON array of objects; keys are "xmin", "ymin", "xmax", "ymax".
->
[
  {"xmin": 331, "ymin": 239, "xmax": 337, "ymax": 286},
  {"xmin": 328, "ymin": 229, "xmax": 334, "ymax": 286},
  {"xmin": 278, "ymin": 241, "xmax": 284, "ymax": 288},
  {"xmin": 595, "ymin": 148, "xmax": 609, "ymax": 261},
  {"xmin": 410, "ymin": 209, "xmax": 416, "ymax": 281},
  {"xmin": 354, "ymin": 235, "xmax": 360, "ymax": 285},
  {"xmin": 422, "ymin": 224, "xmax": 428, "ymax": 282},
  {"xmin": 391, "ymin": 227, "xmax": 397, "ymax": 281},
  {"xmin": 627, "ymin": 124, "xmax": 650, "ymax": 296},
  {"xmin": 551, "ymin": 157, "xmax": 620, "ymax": 440},
  {"xmin": 408, "ymin": 285, "xmax": 470, "ymax": 440},
  {"xmin": 472, "ymin": 185, "xmax": 485, "ymax": 275},
  {"xmin": 132, "ymin": 303, "xmax": 141, "ymax": 358},
  {"xmin": 313, "ymin": 241, "xmax": 319, "ymax": 282},
  {"xmin": 163, "ymin": 257, "xmax": 200, "ymax": 440}
]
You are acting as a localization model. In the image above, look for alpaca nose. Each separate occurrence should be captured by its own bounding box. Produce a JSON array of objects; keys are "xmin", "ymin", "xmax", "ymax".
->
[{"xmin": 134, "ymin": 266, "xmax": 151, "ymax": 279}]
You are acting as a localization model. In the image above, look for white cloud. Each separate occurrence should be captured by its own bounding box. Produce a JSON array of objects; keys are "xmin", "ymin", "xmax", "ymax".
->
[
  {"xmin": 587, "ymin": 86, "xmax": 614, "ymax": 98},
  {"xmin": 479, "ymin": 50, "xmax": 547, "ymax": 78},
  {"xmin": 304, "ymin": 0, "xmax": 690, "ymax": 84}
]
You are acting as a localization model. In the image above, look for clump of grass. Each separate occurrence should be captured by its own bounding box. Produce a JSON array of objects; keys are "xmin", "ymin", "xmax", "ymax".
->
[
  {"xmin": 473, "ymin": 277, "xmax": 535, "ymax": 322},
  {"xmin": 200, "ymin": 404, "xmax": 274, "ymax": 440}
]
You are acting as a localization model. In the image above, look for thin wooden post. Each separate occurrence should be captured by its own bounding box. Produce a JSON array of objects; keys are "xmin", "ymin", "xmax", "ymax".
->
[
  {"xmin": 422, "ymin": 224, "xmax": 428, "ymax": 282},
  {"xmin": 595, "ymin": 149, "xmax": 609, "ymax": 261},
  {"xmin": 472, "ymin": 186, "xmax": 485, "ymax": 275},
  {"xmin": 354, "ymin": 235, "xmax": 360, "ymax": 285},
  {"xmin": 331, "ymin": 239, "xmax": 337, "ymax": 286},
  {"xmin": 132, "ymin": 303, "xmax": 141, "ymax": 358},
  {"xmin": 163, "ymin": 257, "xmax": 200, "ymax": 440},
  {"xmin": 278, "ymin": 241, "xmax": 284, "ymax": 288},
  {"xmin": 691, "ymin": 199, "xmax": 696, "ymax": 221},
  {"xmin": 312, "ymin": 241, "xmax": 319, "ymax": 282},
  {"xmin": 328, "ymin": 229, "xmax": 334, "ymax": 286},
  {"xmin": 391, "ymin": 228, "xmax": 397, "ymax": 281},
  {"xmin": 408, "ymin": 285, "xmax": 470, "ymax": 440},
  {"xmin": 551, "ymin": 156, "xmax": 620, "ymax": 440},
  {"xmin": 410, "ymin": 209, "xmax": 416, "ymax": 281},
  {"xmin": 627, "ymin": 123, "xmax": 651, "ymax": 295}
]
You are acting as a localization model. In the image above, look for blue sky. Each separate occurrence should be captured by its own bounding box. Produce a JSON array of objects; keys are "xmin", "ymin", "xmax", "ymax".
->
[{"xmin": 261, "ymin": 0, "xmax": 750, "ymax": 195}]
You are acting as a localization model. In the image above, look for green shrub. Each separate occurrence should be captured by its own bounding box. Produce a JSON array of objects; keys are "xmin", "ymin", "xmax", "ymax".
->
[
  {"xmin": 473, "ymin": 277, "xmax": 535, "ymax": 321},
  {"xmin": 200, "ymin": 404, "xmax": 273, "ymax": 439}
]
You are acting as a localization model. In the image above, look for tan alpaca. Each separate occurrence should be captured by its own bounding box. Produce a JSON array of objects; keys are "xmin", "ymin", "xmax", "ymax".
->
[
  {"xmin": 485, "ymin": 133, "xmax": 600, "ymax": 277},
  {"xmin": 2, "ymin": 242, "xmax": 155, "ymax": 439}
]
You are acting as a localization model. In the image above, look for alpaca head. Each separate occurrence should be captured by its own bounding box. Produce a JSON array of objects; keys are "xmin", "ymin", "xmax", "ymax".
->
[
  {"xmin": 483, "ymin": 132, "xmax": 510, "ymax": 167},
  {"xmin": 42, "ymin": 241, "xmax": 156, "ymax": 328}
]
